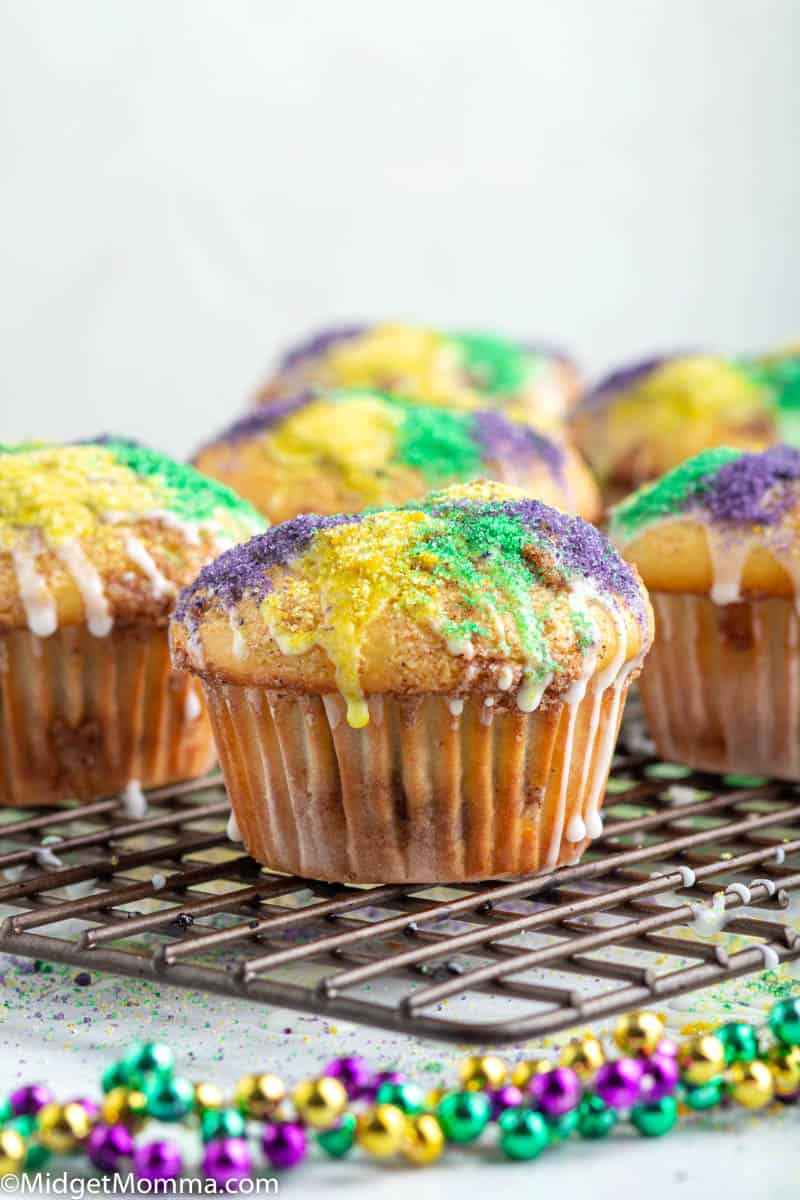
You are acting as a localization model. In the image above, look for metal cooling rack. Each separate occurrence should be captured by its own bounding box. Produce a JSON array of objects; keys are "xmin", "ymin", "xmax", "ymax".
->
[{"xmin": 1, "ymin": 716, "xmax": 799, "ymax": 1046}]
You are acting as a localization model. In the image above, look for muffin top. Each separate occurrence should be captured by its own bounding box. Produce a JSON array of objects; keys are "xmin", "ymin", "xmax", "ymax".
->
[
  {"xmin": 256, "ymin": 322, "xmax": 577, "ymax": 431},
  {"xmin": 0, "ymin": 439, "xmax": 265, "ymax": 637},
  {"xmin": 572, "ymin": 354, "xmax": 776, "ymax": 488},
  {"xmin": 194, "ymin": 388, "xmax": 599, "ymax": 523},
  {"xmin": 610, "ymin": 444, "xmax": 800, "ymax": 604},
  {"xmin": 745, "ymin": 344, "xmax": 800, "ymax": 445},
  {"xmin": 172, "ymin": 481, "xmax": 651, "ymax": 729}
]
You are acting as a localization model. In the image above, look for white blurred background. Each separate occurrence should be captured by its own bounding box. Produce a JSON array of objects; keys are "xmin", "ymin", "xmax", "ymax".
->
[{"xmin": 1, "ymin": 0, "xmax": 798, "ymax": 455}]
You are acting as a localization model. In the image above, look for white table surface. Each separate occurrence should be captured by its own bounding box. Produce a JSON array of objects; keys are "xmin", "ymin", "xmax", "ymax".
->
[{"xmin": 2, "ymin": 950, "xmax": 798, "ymax": 1200}]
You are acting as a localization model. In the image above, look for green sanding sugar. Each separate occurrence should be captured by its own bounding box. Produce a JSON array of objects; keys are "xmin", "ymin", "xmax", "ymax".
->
[
  {"xmin": 393, "ymin": 403, "xmax": 483, "ymax": 483},
  {"xmin": 449, "ymin": 332, "xmax": 534, "ymax": 395},
  {"xmin": 610, "ymin": 446, "xmax": 742, "ymax": 539},
  {"xmin": 106, "ymin": 440, "xmax": 265, "ymax": 527}
]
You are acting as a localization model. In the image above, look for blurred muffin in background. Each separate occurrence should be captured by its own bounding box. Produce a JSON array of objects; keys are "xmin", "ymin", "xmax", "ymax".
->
[
  {"xmin": 744, "ymin": 342, "xmax": 800, "ymax": 446},
  {"xmin": 0, "ymin": 438, "xmax": 264, "ymax": 805},
  {"xmin": 255, "ymin": 322, "xmax": 580, "ymax": 432},
  {"xmin": 571, "ymin": 353, "xmax": 776, "ymax": 506},
  {"xmin": 194, "ymin": 388, "xmax": 601, "ymax": 523}
]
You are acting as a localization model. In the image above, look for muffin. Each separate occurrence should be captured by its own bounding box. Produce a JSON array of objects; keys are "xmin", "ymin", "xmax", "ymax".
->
[
  {"xmin": 0, "ymin": 438, "xmax": 264, "ymax": 805},
  {"xmin": 572, "ymin": 354, "xmax": 776, "ymax": 505},
  {"xmin": 744, "ymin": 343, "xmax": 800, "ymax": 446},
  {"xmin": 171, "ymin": 480, "xmax": 652, "ymax": 883},
  {"xmin": 255, "ymin": 323, "xmax": 580, "ymax": 432},
  {"xmin": 611, "ymin": 444, "xmax": 800, "ymax": 778},
  {"xmin": 193, "ymin": 388, "xmax": 601, "ymax": 523}
]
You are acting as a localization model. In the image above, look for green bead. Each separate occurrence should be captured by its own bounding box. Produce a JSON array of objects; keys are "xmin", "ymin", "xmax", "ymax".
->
[
  {"xmin": 200, "ymin": 1108, "xmax": 246, "ymax": 1143},
  {"xmin": 24, "ymin": 1141, "xmax": 51, "ymax": 1170},
  {"xmin": 436, "ymin": 1091, "xmax": 491, "ymax": 1143},
  {"xmin": 317, "ymin": 1112, "xmax": 357, "ymax": 1158},
  {"xmin": 769, "ymin": 999, "xmax": 800, "ymax": 1047},
  {"xmin": 8, "ymin": 1116, "xmax": 37, "ymax": 1138},
  {"xmin": 102, "ymin": 1061, "xmax": 146, "ymax": 1093},
  {"xmin": 546, "ymin": 1107, "xmax": 579, "ymax": 1141},
  {"xmin": 683, "ymin": 1081, "xmax": 723, "ymax": 1111},
  {"xmin": 144, "ymin": 1076, "xmax": 195, "ymax": 1122},
  {"xmin": 0, "ymin": 1099, "xmax": 10, "ymax": 1125},
  {"xmin": 716, "ymin": 1022, "xmax": 759, "ymax": 1065},
  {"xmin": 630, "ymin": 1095, "xmax": 678, "ymax": 1137},
  {"xmin": 578, "ymin": 1095, "xmax": 617, "ymax": 1139},
  {"xmin": 498, "ymin": 1108, "xmax": 550, "ymax": 1161},
  {"xmin": 375, "ymin": 1081, "xmax": 425, "ymax": 1115},
  {"xmin": 122, "ymin": 1041, "xmax": 175, "ymax": 1079}
]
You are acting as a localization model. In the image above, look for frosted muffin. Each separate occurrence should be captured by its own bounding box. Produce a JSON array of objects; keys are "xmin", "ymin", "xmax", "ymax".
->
[
  {"xmin": 611, "ymin": 445, "xmax": 800, "ymax": 779},
  {"xmin": 572, "ymin": 354, "xmax": 776, "ymax": 504},
  {"xmin": 256, "ymin": 323, "xmax": 580, "ymax": 433},
  {"xmin": 745, "ymin": 344, "xmax": 800, "ymax": 446},
  {"xmin": 194, "ymin": 389, "xmax": 601, "ymax": 523},
  {"xmin": 171, "ymin": 481, "xmax": 652, "ymax": 883},
  {"xmin": 0, "ymin": 439, "xmax": 264, "ymax": 805}
]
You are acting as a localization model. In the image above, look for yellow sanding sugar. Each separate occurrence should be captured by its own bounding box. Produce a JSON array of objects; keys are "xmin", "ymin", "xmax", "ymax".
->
[
  {"xmin": 0, "ymin": 445, "xmax": 165, "ymax": 548},
  {"xmin": 261, "ymin": 509, "xmax": 438, "ymax": 727},
  {"xmin": 326, "ymin": 323, "xmax": 476, "ymax": 410}
]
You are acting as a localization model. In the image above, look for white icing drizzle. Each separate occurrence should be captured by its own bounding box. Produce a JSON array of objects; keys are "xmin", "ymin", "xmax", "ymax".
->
[
  {"xmin": 691, "ymin": 891, "xmax": 728, "ymax": 936},
  {"xmin": 447, "ymin": 697, "xmax": 464, "ymax": 717},
  {"xmin": 56, "ymin": 540, "xmax": 113, "ymax": 637},
  {"xmin": 123, "ymin": 533, "xmax": 174, "ymax": 599},
  {"xmin": 516, "ymin": 671, "xmax": 553, "ymax": 714},
  {"xmin": 479, "ymin": 697, "xmax": 495, "ymax": 727},
  {"xmin": 446, "ymin": 635, "xmax": 475, "ymax": 659},
  {"xmin": 706, "ymin": 528, "xmax": 754, "ymax": 605},
  {"xmin": 756, "ymin": 944, "xmax": 780, "ymax": 970},
  {"xmin": 548, "ymin": 661, "xmax": 594, "ymax": 862},
  {"xmin": 121, "ymin": 779, "xmax": 147, "ymax": 820},
  {"xmin": 227, "ymin": 810, "xmax": 243, "ymax": 842},
  {"xmin": 566, "ymin": 813, "xmax": 587, "ymax": 844},
  {"xmin": 151, "ymin": 873, "xmax": 167, "ymax": 891},
  {"xmin": 11, "ymin": 538, "xmax": 57, "ymax": 637},
  {"xmin": 229, "ymin": 613, "xmax": 248, "ymax": 660},
  {"xmin": 496, "ymin": 665, "xmax": 514, "ymax": 691},
  {"xmin": 184, "ymin": 685, "xmax": 202, "ymax": 722}
]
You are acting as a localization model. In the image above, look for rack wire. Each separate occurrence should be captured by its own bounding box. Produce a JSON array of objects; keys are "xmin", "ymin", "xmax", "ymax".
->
[{"xmin": 0, "ymin": 714, "xmax": 798, "ymax": 1046}]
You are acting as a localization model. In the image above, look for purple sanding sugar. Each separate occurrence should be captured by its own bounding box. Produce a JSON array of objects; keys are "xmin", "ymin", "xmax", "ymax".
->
[
  {"xmin": 278, "ymin": 325, "xmax": 368, "ymax": 371},
  {"xmin": 195, "ymin": 393, "xmax": 313, "ymax": 454},
  {"xmin": 175, "ymin": 513, "xmax": 362, "ymax": 621},
  {"xmin": 701, "ymin": 444, "xmax": 800, "ymax": 525},
  {"xmin": 506, "ymin": 498, "xmax": 646, "ymax": 620},
  {"xmin": 473, "ymin": 410, "xmax": 565, "ymax": 481}
]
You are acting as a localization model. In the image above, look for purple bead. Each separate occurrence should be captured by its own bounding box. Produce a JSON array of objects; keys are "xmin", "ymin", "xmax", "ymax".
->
[
  {"xmin": 323, "ymin": 1056, "xmax": 373, "ymax": 1101},
  {"xmin": 133, "ymin": 1141, "xmax": 182, "ymax": 1182},
  {"xmin": 262, "ymin": 1122, "xmax": 307, "ymax": 1169},
  {"xmin": 594, "ymin": 1058, "xmax": 645, "ymax": 1109},
  {"xmin": 488, "ymin": 1084, "xmax": 524, "ymax": 1119},
  {"xmin": 362, "ymin": 1069, "xmax": 406, "ymax": 1103},
  {"xmin": 777, "ymin": 1091, "xmax": 800, "ymax": 1106},
  {"xmin": 10, "ymin": 1084, "xmax": 53, "ymax": 1117},
  {"xmin": 87, "ymin": 1124, "xmax": 134, "ymax": 1172},
  {"xmin": 528, "ymin": 1067, "xmax": 581, "ymax": 1117},
  {"xmin": 203, "ymin": 1139, "xmax": 251, "ymax": 1189},
  {"xmin": 640, "ymin": 1052, "xmax": 680, "ymax": 1102},
  {"xmin": 69, "ymin": 1097, "xmax": 101, "ymax": 1120},
  {"xmin": 655, "ymin": 1038, "xmax": 678, "ymax": 1059}
]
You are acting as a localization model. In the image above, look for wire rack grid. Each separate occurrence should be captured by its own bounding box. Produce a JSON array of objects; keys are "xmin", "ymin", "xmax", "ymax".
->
[{"xmin": 0, "ymin": 718, "xmax": 798, "ymax": 1046}]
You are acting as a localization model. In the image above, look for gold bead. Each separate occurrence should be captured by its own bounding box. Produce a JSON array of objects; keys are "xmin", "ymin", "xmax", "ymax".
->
[
  {"xmin": 401, "ymin": 1113, "xmax": 445, "ymax": 1166},
  {"xmin": 355, "ymin": 1104, "xmax": 408, "ymax": 1158},
  {"xmin": 235, "ymin": 1073, "xmax": 285, "ymax": 1120},
  {"xmin": 767, "ymin": 1046, "xmax": 800, "ymax": 1098},
  {"xmin": 426, "ymin": 1087, "xmax": 448, "ymax": 1110},
  {"xmin": 614, "ymin": 1011, "xmax": 664, "ymax": 1056},
  {"xmin": 729, "ymin": 1060, "xmax": 775, "ymax": 1109},
  {"xmin": 458, "ymin": 1054, "xmax": 507, "ymax": 1091},
  {"xmin": 511, "ymin": 1059, "xmax": 551, "ymax": 1088},
  {"xmin": 194, "ymin": 1082, "xmax": 224, "ymax": 1113},
  {"xmin": 292, "ymin": 1077, "xmax": 348, "ymax": 1130},
  {"xmin": 100, "ymin": 1086, "xmax": 148, "ymax": 1131},
  {"xmin": 37, "ymin": 1101, "xmax": 93, "ymax": 1154},
  {"xmin": 678, "ymin": 1034, "xmax": 726, "ymax": 1085},
  {"xmin": 0, "ymin": 1129, "xmax": 25, "ymax": 1177},
  {"xmin": 560, "ymin": 1033, "xmax": 605, "ymax": 1081}
]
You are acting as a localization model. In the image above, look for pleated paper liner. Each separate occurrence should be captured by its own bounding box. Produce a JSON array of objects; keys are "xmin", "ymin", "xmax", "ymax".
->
[
  {"xmin": 0, "ymin": 625, "xmax": 215, "ymax": 806},
  {"xmin": 640, "ymin": 592, "xmax": 800, "ymax": 780},
  {"xmin": 202, "ymin": 675, "xmax": 633, "ymax": 884}
]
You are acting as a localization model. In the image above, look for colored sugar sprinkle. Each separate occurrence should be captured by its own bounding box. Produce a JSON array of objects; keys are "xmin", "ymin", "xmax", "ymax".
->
[
  {"xmin": 0, "ymin": 440, "xmax": 262, "ymax": 549},
  {"xmin": 448, "ymin": 331, "xmax": 534, "ymax": 395},
  {"xmin": 175, "ymin": 513, "xmax": 362, "ymax": 619},
  {"xmin": 199, "ymin": 394, "xmax": 314, "ymax": 448},
  {"xmin": 612, "ymin": 445, "xmax": 800, "ymax": 540},
  {"xmin": 278, "ymin": 324, "xmax": 368, "ymax": 371},
  {"xmin": 581, "ymin": 354, "xmax": 677, "ymax": 410},
  {"xmin": 473, "ymin": 410, "xmax": 564, "ymax": 479},
  {"xmin": 392, "ymin": 402, "xmax": 482, "ymax": 482}
]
